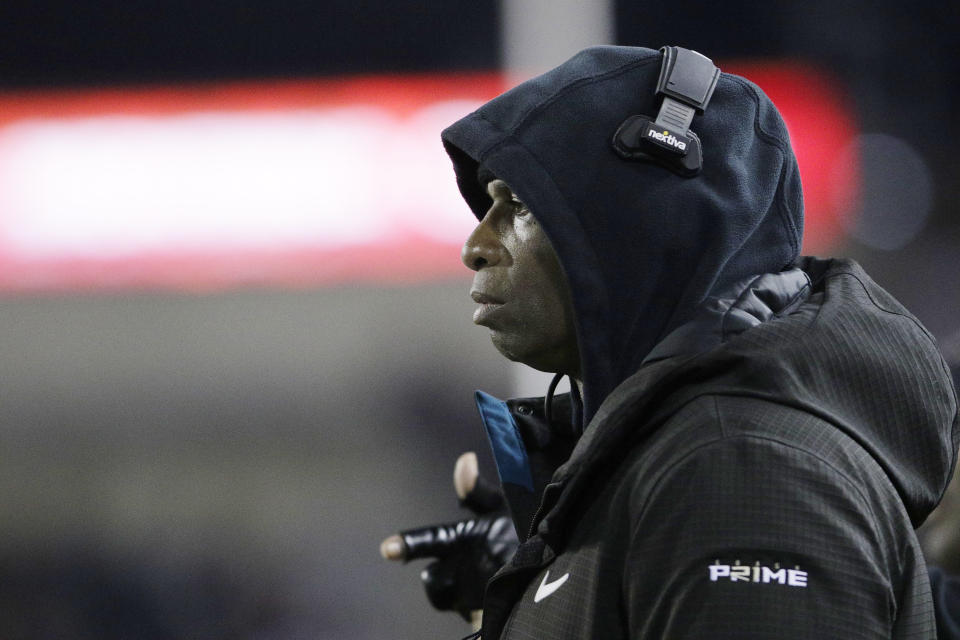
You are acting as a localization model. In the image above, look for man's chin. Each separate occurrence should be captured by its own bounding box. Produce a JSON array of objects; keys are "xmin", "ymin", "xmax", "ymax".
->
[
  {"xmin": 490, "ymin": 333, "xmax": 553, "ymax": 372},
  {"xmin": 489, "ymin": 331, "xmax": 525, "ymax": 363}
]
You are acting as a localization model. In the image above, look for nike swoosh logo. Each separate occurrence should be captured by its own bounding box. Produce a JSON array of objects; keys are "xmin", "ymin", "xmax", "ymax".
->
[{"xmin": 534, "ymin": 570, "xmax": 570, "ymax": 603}]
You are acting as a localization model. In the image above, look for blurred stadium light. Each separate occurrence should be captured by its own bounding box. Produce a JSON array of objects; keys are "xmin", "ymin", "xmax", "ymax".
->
[
  {"xmin": 837, "ymin": 133, "xmax": 934, "ymax": 251},
  {"xmin": 0, "ymin": 76, "xmax": 503, "ymax": 292},
  {"xmin": 0, "ymin": 65, "xmax": 855, "ymax": 294}
]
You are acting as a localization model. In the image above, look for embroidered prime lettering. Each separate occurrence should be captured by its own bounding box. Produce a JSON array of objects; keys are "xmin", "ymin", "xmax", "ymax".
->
[{"xmin": 709, "ymin": 560, "xmax": 808, "ymax": 587}]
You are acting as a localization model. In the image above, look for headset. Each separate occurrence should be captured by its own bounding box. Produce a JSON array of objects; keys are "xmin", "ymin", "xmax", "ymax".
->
[{"xmin": 612, "ymin": 46, "xmax": 720, "ymax": 177}]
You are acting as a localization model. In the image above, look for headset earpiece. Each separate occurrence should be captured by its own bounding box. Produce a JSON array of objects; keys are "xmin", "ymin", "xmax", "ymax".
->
[{"xmin": 612, "ymin": 46, "xmax": 720, "ymax": 177}]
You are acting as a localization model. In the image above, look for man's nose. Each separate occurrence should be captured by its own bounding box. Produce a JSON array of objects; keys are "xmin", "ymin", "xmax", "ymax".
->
[{"xmin": 461, "ymin": 219, "xmax": 505, "ymax": 271}]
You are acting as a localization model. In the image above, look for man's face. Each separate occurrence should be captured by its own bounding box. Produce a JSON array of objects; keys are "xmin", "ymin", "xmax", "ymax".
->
[{"xmin": 461, "ymin": 179, "xmax": 580, "ymax": 377}]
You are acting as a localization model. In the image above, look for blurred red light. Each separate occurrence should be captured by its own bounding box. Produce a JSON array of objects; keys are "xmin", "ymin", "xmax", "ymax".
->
[
  {"xmin": 0, "ymin": 65, "xmax": 855, "ymax": 294},
  {"xmin": 725, "ymin": 62, "xmax": 859, "ymax": 255}
]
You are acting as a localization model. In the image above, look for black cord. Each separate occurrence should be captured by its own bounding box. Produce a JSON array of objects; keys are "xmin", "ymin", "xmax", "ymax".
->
[{"xmin": 543, "ymin": 372, "xmax": 564, "ymax": 427}]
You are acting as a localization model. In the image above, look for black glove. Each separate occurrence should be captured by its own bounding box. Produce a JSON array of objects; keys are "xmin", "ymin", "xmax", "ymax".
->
[{"xmin": 381, "ymin": 452, "xmax": 519, "ymax": 622}]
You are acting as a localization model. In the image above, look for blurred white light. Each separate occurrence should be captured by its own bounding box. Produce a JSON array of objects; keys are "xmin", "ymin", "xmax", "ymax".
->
[
  {"xmin": 839, "ymin": 133, "xmax": 934, "ymax": 251},
  {"xmin": 0, "ymin": 100, "xmax": 481, "ymax": 259}
]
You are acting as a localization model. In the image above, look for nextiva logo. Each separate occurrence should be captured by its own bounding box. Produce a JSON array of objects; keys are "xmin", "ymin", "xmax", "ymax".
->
[
  {"xmin": 709, "ymin": 560, "xmax": 808, "ymax": 587},
  {"xmin": 645, "ymin": 126, "xmax": 687, "ymax": 152}
]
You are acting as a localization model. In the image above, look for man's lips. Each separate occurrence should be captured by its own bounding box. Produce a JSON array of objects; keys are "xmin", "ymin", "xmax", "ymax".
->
[
  {"xmin": 470, "ymin": 290, "xmax": 505, "ymax": 305},
  {"xmin": 470, "ymin": 290, "xmax": 505, "ymax": 324}
]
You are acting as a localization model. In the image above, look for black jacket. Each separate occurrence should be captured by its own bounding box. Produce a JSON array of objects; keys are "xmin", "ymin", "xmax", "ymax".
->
[
  {"xmin": 474, "ymin": 259, "xmax": 957, "ymax": 639},
  {"xmin": 441, "ymin": 46, "xmax": 959, "ymax": 638}
]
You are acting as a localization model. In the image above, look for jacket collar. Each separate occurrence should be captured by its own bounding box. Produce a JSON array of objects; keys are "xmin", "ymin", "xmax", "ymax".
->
[{"xmin": 643, "ymin": 267, "xmax": 811, "ymax": 364}]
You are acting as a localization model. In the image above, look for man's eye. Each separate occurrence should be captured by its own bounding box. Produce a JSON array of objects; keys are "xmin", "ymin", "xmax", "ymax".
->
[{"xmin": 511, "ymin": 198, "xmax": 530, "ymax": 216}]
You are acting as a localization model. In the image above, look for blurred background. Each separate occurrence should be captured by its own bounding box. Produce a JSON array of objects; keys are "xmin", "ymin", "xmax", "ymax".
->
[{"xmin": 0, "ymin": 1, "xmax": 957, "ymax": 637}]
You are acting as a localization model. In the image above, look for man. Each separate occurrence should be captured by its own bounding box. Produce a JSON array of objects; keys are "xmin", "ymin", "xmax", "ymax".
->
[{"xmin": 383, "ymin": 45, "xmax": 959, "ymax": 639}]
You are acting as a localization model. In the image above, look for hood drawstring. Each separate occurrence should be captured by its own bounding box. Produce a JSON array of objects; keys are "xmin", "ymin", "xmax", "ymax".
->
[
  {"xmin": 544, "ymin": 372, "xmax": 585, "ymax": 435},
  {"xmin": 544, "ymin": 372, "xmax": 562, "ymax": 428},
  {"xmin": 570, "ymin": 380, "xmax": 584, "ymax": 434}
]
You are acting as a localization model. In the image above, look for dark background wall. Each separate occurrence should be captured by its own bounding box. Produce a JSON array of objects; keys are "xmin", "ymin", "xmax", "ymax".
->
[{"xmin": 0, "ymin": 1, "xmax": 500, "ymax": 85}]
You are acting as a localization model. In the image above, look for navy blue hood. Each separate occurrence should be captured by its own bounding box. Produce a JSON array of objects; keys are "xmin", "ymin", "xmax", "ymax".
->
[{"xmin": 442, "ymin": 46, "xmax": 803, "ymax": 424}]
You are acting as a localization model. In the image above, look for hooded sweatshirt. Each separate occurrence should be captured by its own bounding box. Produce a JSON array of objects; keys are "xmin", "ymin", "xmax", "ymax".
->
[{"xmin": 441, "ymin": 46, "xmax": 959, "ymax": 639}]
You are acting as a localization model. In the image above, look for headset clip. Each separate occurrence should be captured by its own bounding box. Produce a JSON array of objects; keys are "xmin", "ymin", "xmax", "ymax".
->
[{"xmin": 613, "ymin": 46, "xmax": 720, "ymax": 177}]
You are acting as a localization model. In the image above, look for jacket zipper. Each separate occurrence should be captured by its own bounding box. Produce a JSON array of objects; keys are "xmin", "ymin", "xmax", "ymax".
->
[{"xmin": 526, "ymin": 481, "xmax": 563, "ymax": 540}]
